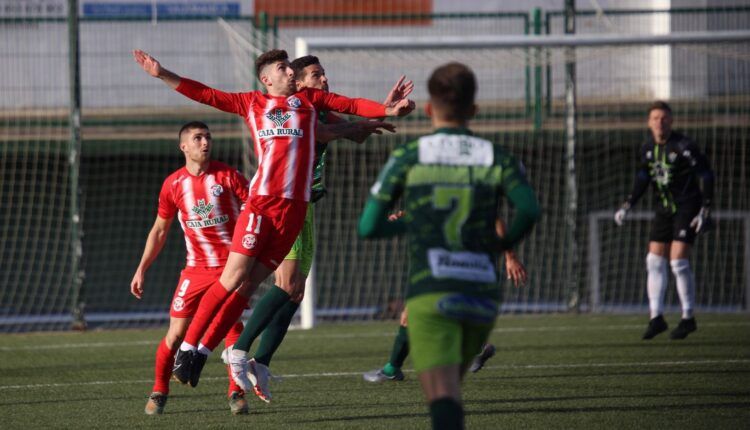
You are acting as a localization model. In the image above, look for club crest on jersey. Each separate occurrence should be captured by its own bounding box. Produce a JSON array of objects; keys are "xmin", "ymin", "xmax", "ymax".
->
[
  {"xmin": 242, "ymin": 233, "xmax": 257, "ymax": 249},
  {"xmin": 287, "ymin": 96, "xmax": 302, "ymax": 108},
  {"xmin": 211, "ymin": 184, "xmax": 224, "ymax": 197},
  {"xmin": 266, "ymin": 109, "xmax": 292, "ymax": 127},
  {"xmin": 650, "ymin": 161, "xmax": 671, "ymax": 186},
  {"xmin": 192, "ymin": 199, "xmax": 214, "ymax": 218},
  {"xmin": 172, "ymin": 297, "xmax": 185, "ymax": 312}
]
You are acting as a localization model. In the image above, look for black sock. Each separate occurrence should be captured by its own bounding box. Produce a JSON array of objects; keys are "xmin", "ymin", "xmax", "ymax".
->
[
  {"xmin": 255, "ymin": 300, "xmax": 300, "ymax": 366},
  {"xmin": 429, "ymin": 397, "xmax": 464, "ymax": 430},
  {"xmin": 232, "ymin": 285, "xmax": 290, "ymax": 352}
]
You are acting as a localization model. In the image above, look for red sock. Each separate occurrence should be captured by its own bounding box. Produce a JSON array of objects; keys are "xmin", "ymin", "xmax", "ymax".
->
[
  {"xmin": 152, "ymin": 339, "xmax": 176, "ymax": 395},
  {"xmin": 183, "ymin": 281, "xmax": 232, "ymax": 347},
  {"xmin": 224, "ymin": 321, "xmax": 245, "ymax": 396},
  {"xmin": 202, "ymin": 292, "xmax": 248, "ymax": 351}
]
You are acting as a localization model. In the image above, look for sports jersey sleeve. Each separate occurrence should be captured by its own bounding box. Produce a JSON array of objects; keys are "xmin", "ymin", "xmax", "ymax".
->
[
  {"xmin": 357, "ymin": 143, "xmax": 416, "ymax": 238},
  {"xmin": 625, "ymin": 144, "xmax": 652, "ymax": 207},
  {"xmin": 176, "ymin": 78, "xmax": 253, "ymax": 117},
  {"xmin": 229, "ymin": 169, "xmax": 250, "ymax": 203},
  {"xmin": 306, "ymin": 88, "xmax": 386, "ymax": 119},
  {"xmin": 157, "ymin": 178, "xmax": 177, "ymax": 220},
  {"xmin": 684, "ymin": 140, "xmax": 714, "ymax": 207},
  {"xmin": 497, "ymin": 156, "xmax": 541, "ymax": 250}
]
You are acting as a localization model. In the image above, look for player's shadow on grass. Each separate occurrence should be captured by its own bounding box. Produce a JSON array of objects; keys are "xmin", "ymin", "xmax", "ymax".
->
[
  {"xmin": 0, "ymin": 389, "xmax": 239, "ymax": 408},
  {"xmin": 491, "ymin": 340, "xmax": 749, "ymax": 353},
  {"xmin": 4, "ymin": 359, "xmax": 155, "ymax": 377},
  {"xmin": 295, "ymin": 411, "xmax": 427, "ymax": 424},
  {"xmin": 469, "ymin": 368, "xmax": 750, "ymax": 381},
  {"xmin": 463, "ymin": 390, "xmax": 750, "ymax": 406},
  {"xmin": 460, "ymin": 401, "xmax": 750, "ymax": 417}
]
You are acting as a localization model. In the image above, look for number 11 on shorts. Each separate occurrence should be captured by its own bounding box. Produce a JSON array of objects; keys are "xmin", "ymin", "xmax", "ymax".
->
[{"xmin": 247, "ymin": 213, "xmax": 262, "ymax": 233}]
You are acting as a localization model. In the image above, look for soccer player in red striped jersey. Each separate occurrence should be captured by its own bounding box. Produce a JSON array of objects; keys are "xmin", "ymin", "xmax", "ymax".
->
[
  {"xmin": 133, "ymin": 49, "xmax": 415, "ymax": 395},
  {"xmin": 226, "ymin": 56, "xmax": 411, "ymax": 402},
  {"xmin": 130, "ymin": 122, "xmax": 251, "ymax": 415}
]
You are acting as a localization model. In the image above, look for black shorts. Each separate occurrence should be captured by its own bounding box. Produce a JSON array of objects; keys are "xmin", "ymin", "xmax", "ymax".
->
[{"xmin": 648, "ymin": 204, "xmax": 701, "ymax": 244}]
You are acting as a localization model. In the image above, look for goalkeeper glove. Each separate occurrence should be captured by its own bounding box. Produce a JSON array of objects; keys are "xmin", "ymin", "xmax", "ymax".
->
[
  {"xmin": 690, "ymin": 206, "xmax": 710, "ymax": 233},
  {"xmin": 614, "ymin": 202, "xmax": 630, "ymax": 226}
]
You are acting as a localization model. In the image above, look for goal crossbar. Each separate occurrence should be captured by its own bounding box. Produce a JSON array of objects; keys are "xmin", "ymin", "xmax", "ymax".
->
[{"xmin": 296, "ymin": 30, "xmax": 750, "ymax": 56}]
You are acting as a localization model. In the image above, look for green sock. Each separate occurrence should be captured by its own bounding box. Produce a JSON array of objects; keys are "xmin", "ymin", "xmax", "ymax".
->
[
  {"xmin": 383, "ymin": 362, "xmax": 398, "ymax": 376},
  {"xmin": 255, "ymin": 300, "xmax": 299, "ymax": 366},
  {"xmin": 429, "ymin": 397, "xmax": 464, "ymax": 430},
  {"xmin": 388, "ymin": 325, "xmax": 409, "ymax": 369},
  {"xmin": 233, "ymin": 285, "xmax": 290, "ymax": 352}
]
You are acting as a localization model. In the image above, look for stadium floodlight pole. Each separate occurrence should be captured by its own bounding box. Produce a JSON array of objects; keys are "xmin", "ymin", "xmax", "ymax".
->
[{"xmin": 67, "ymin": 0, "xmax": 86, "ymax": 330}]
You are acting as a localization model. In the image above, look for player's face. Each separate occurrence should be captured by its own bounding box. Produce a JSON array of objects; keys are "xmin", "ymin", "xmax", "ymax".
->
[
  {"xmin": 299, "ymin": 64, "xmax": 329, "ymax": 91},
  {"xmin": 648, "ymin": 108, "xmax": 673, "ymax": 143},
  {"xmin": 181, "ymin": 128, "xmax": 212, "ymax": 164},
  {"xmin": 263, "ymin": 60, "xmax": 296, "ymax": 95}
]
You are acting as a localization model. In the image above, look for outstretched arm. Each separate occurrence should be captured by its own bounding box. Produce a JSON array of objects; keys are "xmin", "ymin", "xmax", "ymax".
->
[
  {"xmin": 310, "ymin": 86, "xmax": 415, "ymax": 119},
  {"xmin": 133, "ymin": 49, "xmax": 181, "ymax": 89},
  {"xmin": 383, "ymin": 75, "xmax": 415, "ymax": 110},
  {"xmin": 130, "ymin": 216, "xmax": 173, "ymax": 299},
  {"xmin": 133, "ymin": 49, "xmax": 250, "ymax": 115},
  {"xmin": 316, "ymin": 120, "xmax": 396, "ymax": 144}
]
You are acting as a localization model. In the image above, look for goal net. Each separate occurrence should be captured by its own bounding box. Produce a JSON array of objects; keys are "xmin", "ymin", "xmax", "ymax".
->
[
  {"xmin": 277, "ymin": 32, "xmax": 750, "ymax": 321},
  {"xmin": 1, "ymin": 12, "xmax": 749, "ymax": 332}
]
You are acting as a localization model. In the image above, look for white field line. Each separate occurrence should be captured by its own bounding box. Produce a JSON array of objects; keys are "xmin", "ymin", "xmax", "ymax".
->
[
  {"xmin": 1, "ymin": 358, "xmax": 749, "ymax": 391},
  {"xmin": 2, "ymin": 321, "xmax": 749, "ymax": 351}
]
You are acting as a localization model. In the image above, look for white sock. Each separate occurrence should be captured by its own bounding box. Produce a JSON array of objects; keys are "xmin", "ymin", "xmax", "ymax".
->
[
  {"xmin": 179, "ymin": 342, "xmax": 196, "ymax": 352},
  {"xmin": 231, "ymin": 347, "xmax": 248, "ymax": 358},
  {"xmin": 197, "ymin": 344, "xmax": 212, "ymax": 356},
  {"xmin": 670, "ymin": 258, "xmax": 695, "ymax": 319},
  {"xmin": 646, "ymin": 253, "xmax": 668, "ymax": 319}
]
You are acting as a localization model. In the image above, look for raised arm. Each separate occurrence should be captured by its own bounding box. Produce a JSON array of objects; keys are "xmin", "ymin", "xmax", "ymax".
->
[
  {"xmin": 309, "ymin": 88, "xmax": 415, "ymax": 119},
  {"xmin": 320, "ymin": 76, "xmax": 411, "ymax": 143},
  {"xmin": 133, "ymin": 49, "xmax": 250, "ymax": 116},
  {"xmin": 382, "ymin": 76, "xmax": 415, "ymax": 111},
  {"xmin": 133, "ymin": 49, "xmax": 181, "ymax": 89},
  {"xmin": 316, "ymin": 119, "xmax": 396, "ymax": 144},
  {"xmin": 130, "ymin": 216, "xmax": 173, "ymax": 299}
]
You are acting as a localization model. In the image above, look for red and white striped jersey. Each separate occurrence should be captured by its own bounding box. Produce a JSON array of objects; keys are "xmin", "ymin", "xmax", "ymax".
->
[
  {"xmin": 176, "ymin": 79, "xmax": 386, "ymax": 201},
  {"xmin": 158, "ymin": 160, "xmax": 249, "ymax": 268}
]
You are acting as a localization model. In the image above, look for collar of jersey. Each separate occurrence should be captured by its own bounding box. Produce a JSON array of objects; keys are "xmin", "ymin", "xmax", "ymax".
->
[{"xmin": 433, "ymin": 126, "xmax": 474, "ymax": 136}]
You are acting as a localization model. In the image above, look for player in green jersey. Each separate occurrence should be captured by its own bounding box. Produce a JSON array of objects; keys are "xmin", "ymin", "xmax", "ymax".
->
[
  {"xmin": 363, "ymin": 218, "xmax": 527, "ymax": 382},
  {"xmin": 358, "ymin": 62, "xmax": 541, "ymax": 430}
]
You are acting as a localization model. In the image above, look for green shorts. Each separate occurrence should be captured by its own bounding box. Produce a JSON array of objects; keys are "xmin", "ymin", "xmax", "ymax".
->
[
  {"xmin": 284, "ymin": 204, "xmax": 315, "ymax": 277},
  {"xmin": 406, "ymin": 292, "xmax": 498, "ymax": 373}
]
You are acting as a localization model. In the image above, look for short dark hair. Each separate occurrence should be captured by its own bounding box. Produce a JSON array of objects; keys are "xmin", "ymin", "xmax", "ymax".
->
[
  {"xmin": 427, "ymin": 62, "xmax": 477, "ymax": 121},
  {"xmin": 290, "ymin": 55, "xmax": 321, "ymax": 80},
  {"xmin": 648, "ymin": 100, "xmax": 672, "ymax": 115},
  {"xmin": 255, "ymin": 49, "xmax": 289, "ymax": 80},
  {"xmin": 178, "ymin": 121, "xmax": 209, "ymax": 141}
]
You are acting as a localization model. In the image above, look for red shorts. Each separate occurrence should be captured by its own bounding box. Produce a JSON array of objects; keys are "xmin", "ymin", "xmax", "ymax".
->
[
  {"xmin": 230, "ymin": 195, "xmax": 308, "ymax": 270},
  {"xmin": 170, "ymin": 266, "xmax": 223, "ymax": 318}
]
